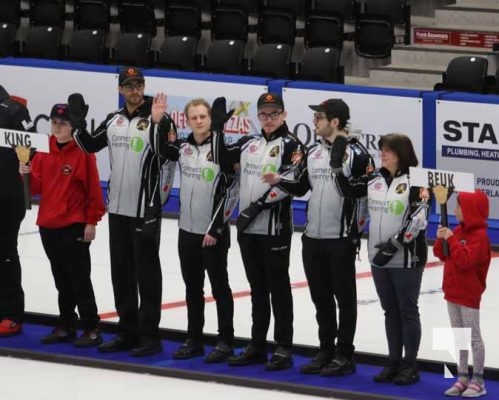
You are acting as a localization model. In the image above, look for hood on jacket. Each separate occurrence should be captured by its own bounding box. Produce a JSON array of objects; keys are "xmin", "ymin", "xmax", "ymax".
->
[{"xmin": 458, "ymin": 189, "xmax": 489, "ymax": 231}]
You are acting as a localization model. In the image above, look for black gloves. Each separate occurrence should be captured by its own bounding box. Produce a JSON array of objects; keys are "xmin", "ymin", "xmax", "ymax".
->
[
  {"xmin": 330, "ymin": 135, "xmax": 348, "ymax": 172},
  {"xmin": 211, "ymin": 97, "xmax": 235, "ymax": 133},
  {"xmin": 372, "ymin": 238, "xmax": 403, "ymax": 267},
  {"xmin": 67, "ymin": 93, "xmax": 89, "ymax": 130},
  {"xmin": 236, "ymin": 201, "xmax": 263, "ymax": 232}
]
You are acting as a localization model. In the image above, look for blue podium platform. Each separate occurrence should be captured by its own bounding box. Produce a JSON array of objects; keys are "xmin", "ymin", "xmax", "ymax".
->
[{"xmin": 1, "ymin": 317, "xmax": 497, "ymax": 400}]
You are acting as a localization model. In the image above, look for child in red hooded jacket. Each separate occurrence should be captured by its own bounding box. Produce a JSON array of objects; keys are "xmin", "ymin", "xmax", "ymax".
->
[
  {"xmin": 20, "ymin": 104, "xmax": 105, "ymax": 348},
  {"xmin": 434, "ymin": 189, "xmax": 490, "ymax": 398}
]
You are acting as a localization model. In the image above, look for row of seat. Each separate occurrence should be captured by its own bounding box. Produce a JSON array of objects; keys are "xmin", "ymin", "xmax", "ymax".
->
[
  {"xmin": 1, "ymin": 0, "xmax": 411, "ymax": 59},
  {"xmin": 435, "ymin": 56, "xmax": 499, "ymax": 95},
  {"xmin": 0, "ymin": 22, "xmax": 342, "ymax": 82}
]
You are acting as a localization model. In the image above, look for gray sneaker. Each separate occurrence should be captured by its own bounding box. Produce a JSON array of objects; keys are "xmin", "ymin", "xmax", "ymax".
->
[
  {"xmin": 444, "ymin": 378, "xmax": 468, "ymax": 396},
  {"xmin": 461, "ymin": 380, "xmax": 487, "ymax": 398}
]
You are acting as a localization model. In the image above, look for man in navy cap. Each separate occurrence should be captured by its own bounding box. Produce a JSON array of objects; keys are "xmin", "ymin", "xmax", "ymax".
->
[{"xmin": 212, "ymin": 92, "xmax": 305, "ymax": 371}]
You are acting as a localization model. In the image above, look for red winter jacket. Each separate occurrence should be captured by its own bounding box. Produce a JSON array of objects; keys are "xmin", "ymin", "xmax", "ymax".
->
[
  {"xmin": 433, "ymin": 190, "xmax": 490, "ymax": 309},
  {"xmin": 30, "ymin": 135, "xmax": 105, "ymax": 228}
]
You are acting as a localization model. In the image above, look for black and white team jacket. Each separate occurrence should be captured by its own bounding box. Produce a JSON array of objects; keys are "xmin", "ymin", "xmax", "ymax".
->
[
  {"xmin": 277, "ymin": 134, "xmax": 373, "ymax": 240},
  {"xmin": 213, "ymin": 123, "xmax": 305, "ymax": 236},
  {"xmin": 165, "ymin": 132, "xmax": 239, "ymax": 238},
  {"xmin": 73, "ymin": 98, "xmax": 176, "ymax": 218},
  {"xmin": 368, "ymin": 168, "xmax": 431, "ymax": 268}
]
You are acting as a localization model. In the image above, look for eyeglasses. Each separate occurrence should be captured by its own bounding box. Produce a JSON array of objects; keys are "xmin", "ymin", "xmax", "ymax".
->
[
  {"xmin": 313, "ymin": 113, "xmax": 328, "ymax": 121},
  {"xmin": 257, "ymin": 111, "xmax": 283, "ymax": 121},
  {"xmin": 122, "ymin": 82, "xmax": 144, "ymax": 91}
]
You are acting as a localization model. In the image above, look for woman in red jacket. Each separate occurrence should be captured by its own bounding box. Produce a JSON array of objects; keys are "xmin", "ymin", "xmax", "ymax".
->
[
  {"xmin": 20, "ymin": 103, "xmax": 105, "ymax": 348},
  {"xmin": 434, "ymin": 189, "xmax": 490, "ymax": 398}
]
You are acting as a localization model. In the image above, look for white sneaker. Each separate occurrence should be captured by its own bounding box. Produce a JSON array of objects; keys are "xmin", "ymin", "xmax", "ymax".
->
[{"xmin": 462, "ymin": 380, "xmax": 487, "ymax": 398}]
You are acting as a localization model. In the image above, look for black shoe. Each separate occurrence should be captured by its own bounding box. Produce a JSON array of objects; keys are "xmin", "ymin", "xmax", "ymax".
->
[
  {"xmin": 300, "ymin": 350, "xmax": 334, "ymax": 374},
  {"xmin": 74, "ymin": 328, "xmax": 103, "ymax": 348},
  {"xmin": 320, "ymin": 353, "xmax": 356, "ymax": 376},
  {"xmin": 393, "ymin": 365, "xmax": 420, "ymax": 385},
  {"xmin": 130, "ymin": 340, "xmax": 163, "ymax": 357},
  {"xmin": 173, "ymin": 338, "xmax": 204, "ymax": 359},
  {"xmin": 227, "ymin": 344, "xmax": 267, "ymax": 366},
  {"xmin": 205, "ymin": 341, "xmax": 234, "ymax": 363},
  {"xmin": 265, "ymin": 347, "xmax": 293, "ymax": 371},
  {"xmin": 373, "ymin": 364, "xmax": 401, "ymax": 383},
  {"xmin": 41, "ymin": 327, "xmax": 76, "ymax": 344},
  {"xmin": 98, "ymin": 335, "xmax": 136, "ymax": 353}
]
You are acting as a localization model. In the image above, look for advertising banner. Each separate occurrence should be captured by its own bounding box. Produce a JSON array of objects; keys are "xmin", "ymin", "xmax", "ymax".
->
[
  {"xmin": 436, "ymin": 100, "xmax": 499, "ymax": 218},
  {"xmin": 283, "ymin": 87, "xmax": 424, "ymax": 168},
  {"xmin": 0, "ymin": 65, "xmax": 117, "ymax": 179},
  {"xmin": 144, "ymin": 76, "xmax": 267, "ymax": 143}
]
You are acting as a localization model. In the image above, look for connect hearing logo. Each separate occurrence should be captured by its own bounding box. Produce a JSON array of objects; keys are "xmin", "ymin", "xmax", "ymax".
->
[
  {"xmin": 201, "ymin": 168, "xmax": 215, "ymax": 182},
  {"xmin": 130, "ymin": 137, "xmax": 144, "ymax": 152},
  {"xmin": 389, "ymin": 200, "xmax": 404, "ymax": 215},
  {"xmin": 262, "ymin": 164, "xmax": 277, "ymax": 174},
  {"xmin": 433, "ymin": 327, "xmax": 472, "ymax": 378}
]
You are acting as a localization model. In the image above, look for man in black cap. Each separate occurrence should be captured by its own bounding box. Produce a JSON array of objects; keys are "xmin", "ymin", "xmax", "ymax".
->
[
  {"xmin": 69, "ymin": 67, "xmax": 176, "ymax": 357},
  {"xmin": 0, "ymin": 85, "xmax": 34, "ymax": 337},
  {"xmin": 263, "ymin": 98, "xmax": 373, "ymax": 376},
  {"xmin": 212, "ymin": 92, "xmax": 304, "ymax": 371}
]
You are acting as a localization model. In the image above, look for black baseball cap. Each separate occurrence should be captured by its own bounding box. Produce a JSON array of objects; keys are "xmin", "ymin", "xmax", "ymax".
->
[
  {"xmin": 257, "ymin": 92, "xmax": 284, "ymax": 110},
  {"xmin": 50, "ymin": 103, "xmax": 70, "ymax": 120},
  {"xmin": 309, "ymin": 99, "xmax": 350, "ymax": 123},
  {"xmin": 119, "ymin": 66, "xmax": 145, "ymax": 86}
]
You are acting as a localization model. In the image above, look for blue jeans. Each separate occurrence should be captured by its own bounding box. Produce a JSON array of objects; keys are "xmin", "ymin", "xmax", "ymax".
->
[{"xmin": 371, "ymin": 265, "xmax": 423, "ymax": 366}]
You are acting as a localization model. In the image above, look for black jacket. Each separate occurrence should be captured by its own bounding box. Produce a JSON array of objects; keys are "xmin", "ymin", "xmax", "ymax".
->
[{"xmin": 0, "ymin": 86, "xmax": 34, "ymax": 198}]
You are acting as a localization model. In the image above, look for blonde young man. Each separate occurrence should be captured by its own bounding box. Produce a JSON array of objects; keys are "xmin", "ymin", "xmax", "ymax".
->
[{"xmin": 165, "ymin": 98, "xmax": 238, "ymax": 363}]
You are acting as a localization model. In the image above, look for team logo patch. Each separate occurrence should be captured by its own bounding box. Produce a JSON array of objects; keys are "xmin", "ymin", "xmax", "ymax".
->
[
  {"xmin": 183, "ymin": 146, "xmax": 193, "ymax": 156},
  {"xmin": 61, "ymin": 164, "xmax": 72, "ymax": 175},
  {"xmin": 374, "ymin": 182, "xmax": 383, "ymax": 190},
  {"xmin": 206, "ymin": 150, "xmax": 213, "ymax": 162},
  {"xmin": 262, "ymin": 163, "xmax": 277, "ymax": 174},
  {"xmin": 130, "ymin": 137, "xmax": 144, "ymax": 152},
  {"xmin": 249, "ymin": 144, "xmax": 258, "ymax": 153},
  {"xmin": 136, "ymin": 118, "xmax": 149, "ymax": 131},
  {"xmin": 291, "ymin": 149, "xmax": 303, "ymax": 164},
  {"xmin": 116, "ymin": 116, "xmax": 125, "ymax": 126},
  {"xmin": 201, "ymin": 168, "xmax": 215, "ymax": 182},
  {"xmin": 313, "ymin": 149, "xmax": 322, "ymax": 159},
  {"xmin": 389, "ymin": 200, "xmax": 405, "ymax": 215},
  {"xmin": 269, "ymin": 145, "xmax": 279, "ymax": 157},
  {"xmin": 395, "ymin": 183, "xmax": 407, "ymax": 194}
]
